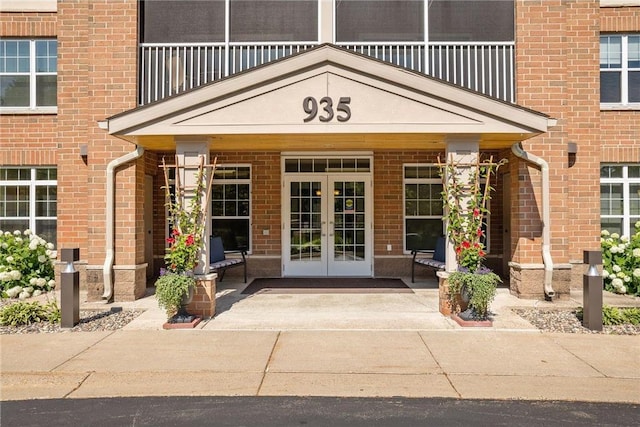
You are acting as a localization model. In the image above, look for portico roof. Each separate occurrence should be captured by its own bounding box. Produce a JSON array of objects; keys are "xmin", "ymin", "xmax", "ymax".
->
[{"xmin": 103, "ymin": 44, "xmax": 555, "ymax": 151}]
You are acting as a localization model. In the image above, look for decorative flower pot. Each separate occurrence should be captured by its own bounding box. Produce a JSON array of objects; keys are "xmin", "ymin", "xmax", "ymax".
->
[{"xmin": 437, "ymin": 272, "xmax": 468, "ymax": 316}]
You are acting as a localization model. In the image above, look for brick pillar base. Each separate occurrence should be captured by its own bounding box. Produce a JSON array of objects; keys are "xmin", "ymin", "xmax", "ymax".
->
[
  {"xmin": 509, "ymin": 263, "xmax": 572, "ymax": 300},
  {"xmin": 186, "ymin": 273, "xmax": 217, "ymax": 318}
]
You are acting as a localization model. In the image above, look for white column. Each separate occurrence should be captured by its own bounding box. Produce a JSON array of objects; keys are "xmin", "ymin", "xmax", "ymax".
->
[
  {"xmin": 443, "ymin": 138, "xmax": 480, "ymax": 272},
  {"xmin": 175, "ymin": 137, "xmax": 211, "ymax": 274}
]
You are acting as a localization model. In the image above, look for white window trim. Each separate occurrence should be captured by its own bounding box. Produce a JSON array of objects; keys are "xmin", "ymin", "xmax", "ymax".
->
[
  {"xmin": 0, "ymin": 167, "xmax": 57, "ymax": 245},
  {"xmin": 402, "ymin": 164, "xmax": 444, "ymax": 254},
  {"xmin": 211, "ymin": 164, "xmax": 252, "ymax": 254},
  {"xmin": 600, "ymin": 34, "xmax": 640, "ymax": 110},
  {"xmin": 0, "ymin": 39, "xmax": 58, "ymax": 113},
  {"xmin": 601, "ymin": 164, "xmax": 640, "ymax": 238}
]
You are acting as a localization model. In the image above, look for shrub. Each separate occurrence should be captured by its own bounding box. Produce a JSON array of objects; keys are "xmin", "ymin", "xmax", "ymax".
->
[
  {"xmin": 0, "ymin": 229, "xmax": 56, "ymax": 299},
  {"xmin": 601, "ymin": 222, "xmax": 640, "ymax": 296},
  {"xmin": 577, "ymin": 305, "xmax": 640, "ymax": 326},
  {"xmin": 0, "ymin": 300, "xmax": 60, "ymax": 326}
]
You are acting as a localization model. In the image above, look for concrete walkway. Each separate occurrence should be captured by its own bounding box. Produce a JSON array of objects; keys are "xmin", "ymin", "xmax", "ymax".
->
[{"xmin": 1, "ymin": 278, "xmax": 639, "ymax": 403}]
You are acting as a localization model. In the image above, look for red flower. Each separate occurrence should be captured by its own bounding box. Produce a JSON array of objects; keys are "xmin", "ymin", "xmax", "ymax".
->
[
  {"xmin": 479, "ymin": 250, "xmax": 485, "ymax": 257},
  {"xmin": 473, "ymin": 208, "xmax": 480, "ymax": 217},
  {"xmin": 455, "ymin": 246, "xmax": 462, "ymax": 254},
  {"xmin": 462, "ymin": 241, "xmax": 471, "ymax": 249},
  {"xmin": 474, "ymin": 242, "xmax": 480, "ymax": 248},
  {"xmin": 172, "ymin": 228, "xmax": 180, "ymax": 236},
  {"xmin": 166, "ymin": 237, "xmax": 175, "ymax": 245},
  {"xmin": 185, "ymin": 234, "xmax": 195, "ymax": 246},
  {"xmin": 477, "ymin": 228, "xmax": 483, "ymax": 237}
]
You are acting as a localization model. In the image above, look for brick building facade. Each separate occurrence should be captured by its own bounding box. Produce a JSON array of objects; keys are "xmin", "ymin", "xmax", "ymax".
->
[{"xmin": 1, "ymin": 1, "xmax": 638, "ymax": 303}]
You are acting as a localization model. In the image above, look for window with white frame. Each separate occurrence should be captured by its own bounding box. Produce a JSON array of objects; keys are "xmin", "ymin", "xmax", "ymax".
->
[
  {"xmin": 0, "ymin": 39, "xmax": 57, "ymax": 110},
  {"xmin": 211, "ymin": 165, "xmax": 251, "ymax": 251},
  {"xmin": 600, "ymin": 35, "xmax": 640, "ymax": 106},
  {"xmin": 403, "ymin": 165, "xmax": 444, "ymax": 252},
  {"xmin": 601, "ymin": 164, "xmax": 640, "ymax": 237},
  {"xmin": 0, "ymin": 168, "xmax": 57, "ymax": 246}
]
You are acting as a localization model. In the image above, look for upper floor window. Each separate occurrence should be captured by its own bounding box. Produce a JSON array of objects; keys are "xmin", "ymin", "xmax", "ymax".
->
[
  {"xmin": 600, "ymin": 35, "xmax": 640, "ymax": 107},
  {"xmin": 0, "ymin": 167, "xmax": 57, "ymax": 247},
  {"xmin": 336, "ymin": 0, "xmax": 514, "ymax": 43},
  {"xmin": 0, "ymin": 40, "xmax": 57, "ymax": 111}
]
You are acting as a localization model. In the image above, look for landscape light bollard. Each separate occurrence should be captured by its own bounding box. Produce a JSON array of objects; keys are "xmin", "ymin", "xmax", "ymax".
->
[
  {"xmin": 583, "ymin": 250, "xmax": 603, "ymax": 331},
  {"xmin": 61, "ymin": 248, "xmax": 80, "ymax": 328}
]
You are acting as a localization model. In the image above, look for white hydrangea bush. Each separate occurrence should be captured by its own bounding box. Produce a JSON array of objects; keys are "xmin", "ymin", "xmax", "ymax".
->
[
  {"xmin": 0, "ymin": 229, "xmax": 56, "ymax": 299},
  {"xmin": 601, "ymin": 222, "xmax": 640, "ymax": 296}
]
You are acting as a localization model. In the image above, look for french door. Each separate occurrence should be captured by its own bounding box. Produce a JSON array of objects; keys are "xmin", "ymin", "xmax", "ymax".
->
[{"xmin": 283, "ymin": 174, "xmax": 372, "ymax": 277}]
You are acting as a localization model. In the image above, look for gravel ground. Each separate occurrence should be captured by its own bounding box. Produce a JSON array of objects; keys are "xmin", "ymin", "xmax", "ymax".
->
[
  {"xmin": 513, "ymin": 308, "xmax": 640, "ymax": 335},
  {"xmin": 0, "ymin": 298, "xmax": 144, "ymax": 334}
]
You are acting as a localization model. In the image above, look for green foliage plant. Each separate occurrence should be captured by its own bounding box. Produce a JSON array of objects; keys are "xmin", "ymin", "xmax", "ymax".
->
[
  {"xmin": 154, "ymin": 271, "xmax": 195, "ymax": 318},
  {"xmin": 0, "ymin": 229, "xmax": 56, "ymax": 298},
  {"xmin": 439, "ymin": 155, "xmax": 506, "ymax": 319},
  {"xmin": 601, "ymin": 221, "xmax": 640, "ymax": 296},
  {"xmin": 577, "ymin": 305, "xmax": 640, "ymax": 326},
  {"xmin": 447, "ymin": 266, "xmax": 501, "ymax": 319},
  {"xmin": 0, "ymin": 300, "xmax": 60, "ymax": 326}
]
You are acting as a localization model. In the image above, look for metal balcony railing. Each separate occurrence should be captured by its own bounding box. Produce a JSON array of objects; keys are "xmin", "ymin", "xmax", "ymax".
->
[{"xmin": 139, "ymin": 42, "xmax": 515, "ymax": 105}]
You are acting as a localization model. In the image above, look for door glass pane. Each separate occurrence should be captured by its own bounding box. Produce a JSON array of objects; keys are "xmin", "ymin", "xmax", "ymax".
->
[
  {"xmin": 290, "ymin": 181, "xmax": 322, "ymax": 261},
  {"xmin": 336, "ymin": 0, "xmax": 423, "ymax": 42},
  {"xmin": 333, "ymin": 181, "xmax": 365, "ymax": 261}
]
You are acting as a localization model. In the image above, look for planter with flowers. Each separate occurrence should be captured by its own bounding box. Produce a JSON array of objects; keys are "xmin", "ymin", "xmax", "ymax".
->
[
  {"xmin": 155, "ymin": 156, "xmax": 214, "ymax": 327},
  {"xmin": 439, "ymin": 155, "xmax": 506, "ymax": 325}
]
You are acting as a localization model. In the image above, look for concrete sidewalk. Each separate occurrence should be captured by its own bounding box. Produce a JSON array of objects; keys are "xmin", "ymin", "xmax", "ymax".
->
[{"xmin": 1, "ymin": 278, "xmax": 639, "ymax": 403}]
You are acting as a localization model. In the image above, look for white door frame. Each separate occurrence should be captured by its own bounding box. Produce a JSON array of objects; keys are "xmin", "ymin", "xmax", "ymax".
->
[{"xmin": 282, "ymin": 168, "xmax": 373, "ymax": 277}]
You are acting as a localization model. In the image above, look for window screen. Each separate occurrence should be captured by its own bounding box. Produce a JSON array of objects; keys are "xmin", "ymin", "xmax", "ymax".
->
[
  {"xmin": 336, "ymin": 0, "xmax": 423, "ymax": 42},
  {"xmin": 428, "ymin": 0, "xmax": 514, "ymax": 42},
  {"xmin": 230, "ymin": 1, "xmax": 318, "ymax": 42},
  {"xmin": 141, "ymin": 0, "xmax": 225, "ymax": 43}
]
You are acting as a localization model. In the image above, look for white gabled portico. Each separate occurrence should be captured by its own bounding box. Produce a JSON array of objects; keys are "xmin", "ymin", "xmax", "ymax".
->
[{"xmin": 101, "ymin": 44, "xmax": 554, "ymax": 283}]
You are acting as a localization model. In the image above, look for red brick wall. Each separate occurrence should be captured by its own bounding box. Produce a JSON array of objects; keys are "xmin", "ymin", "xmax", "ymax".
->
[
  {"xmin": 0, "ymin": 13, "xmax": 58, "ymax": 165},
  {"xmin": 515, "ymin": 0, "xmax": 601, "ymax": 267},
  {"xmin": 600, "ymin": 6, "xmax": 640, "ymax": 164},
  {"xmin": 83, "ymin": 0, "xmax": 140, "ymax": 266}
]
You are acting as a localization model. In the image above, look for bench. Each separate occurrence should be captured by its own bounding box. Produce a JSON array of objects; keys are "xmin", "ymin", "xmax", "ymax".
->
[
  {"xmin": 209, "ymin": 236, "xmax": 247, "ymax": 283},
  {"xmin": 411, "ymin": 236, "xmax": 446, "ymax": 283}
]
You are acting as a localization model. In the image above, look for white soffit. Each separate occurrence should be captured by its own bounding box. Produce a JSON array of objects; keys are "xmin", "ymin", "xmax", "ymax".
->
[
  {"xmin": 107, "ymin": 45, "xmax": 551, "ymax": 137},
  {"xmin": 0, "ymin": 0, "xmax": 56, "ymax": 12}
]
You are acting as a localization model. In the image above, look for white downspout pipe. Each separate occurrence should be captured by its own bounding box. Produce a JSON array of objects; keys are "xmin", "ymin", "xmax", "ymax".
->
[
  {"xmin": 103, "ymin": 146, "xmax": 145, "ymax": 301},
  {"xmin": 511, "ymin": 143, "xmax": 555, "ymax": 299}
]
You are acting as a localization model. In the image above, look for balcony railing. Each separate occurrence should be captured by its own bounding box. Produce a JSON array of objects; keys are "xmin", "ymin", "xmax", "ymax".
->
[{"xmin": 139, "ymin": 42, "xmax": 515, "ymax": 105}]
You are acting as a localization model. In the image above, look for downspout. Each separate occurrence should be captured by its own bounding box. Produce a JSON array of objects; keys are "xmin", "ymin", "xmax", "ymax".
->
[
  {"xmin": 511, "ymin": 143, "xmax": 555, "ymax": 299},
  {"xmin": 103, "ymin": 146, "xmax": 145, "ymax": 301}
]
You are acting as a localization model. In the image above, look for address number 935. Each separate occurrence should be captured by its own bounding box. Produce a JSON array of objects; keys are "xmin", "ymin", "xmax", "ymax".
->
[{"xmin": 303, "ymin": 96, "xmax": 351, "ymax": 123}]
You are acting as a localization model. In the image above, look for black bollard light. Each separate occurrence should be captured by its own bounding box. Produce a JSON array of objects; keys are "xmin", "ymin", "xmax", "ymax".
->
[
  {"xmin": 583, "ymin": 250, "xmax": 603, "ymax": 331},
  {"xmin": 61, "ymin": 248, "xmax": 80, "ymax": 328}
]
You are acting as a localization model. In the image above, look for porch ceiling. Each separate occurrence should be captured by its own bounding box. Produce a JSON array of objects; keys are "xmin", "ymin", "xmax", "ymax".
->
[
  {"xmin": 130, "ymin": 132, "xmax": 531, "ymax": 152},
  {"xmin": 105, "ymin": 44, "xmax": 555, "ymax": 151}
]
